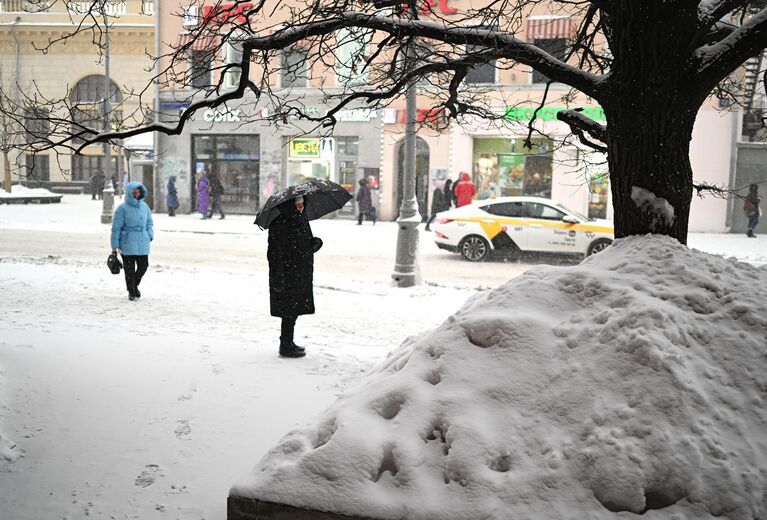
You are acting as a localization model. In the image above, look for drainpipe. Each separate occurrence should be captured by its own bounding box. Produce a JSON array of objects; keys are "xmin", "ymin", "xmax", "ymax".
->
[{"xmin": 153, "ymin": 0, "xmax": 160, "ymax": 212}]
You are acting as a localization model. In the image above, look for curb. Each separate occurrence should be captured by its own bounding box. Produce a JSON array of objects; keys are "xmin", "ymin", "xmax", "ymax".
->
[{"xmin": 228, "ymin": 496, "xmax": 378, "ymax": 520}]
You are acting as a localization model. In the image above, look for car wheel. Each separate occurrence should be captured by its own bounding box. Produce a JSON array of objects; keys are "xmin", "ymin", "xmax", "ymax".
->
[
  {"xmin": 587, "ymin": 238, "xmax": 613, "ymax": 256},
  {"xmin": 459, "ymin": 235, "xmax": 490, "ymax": 262}
]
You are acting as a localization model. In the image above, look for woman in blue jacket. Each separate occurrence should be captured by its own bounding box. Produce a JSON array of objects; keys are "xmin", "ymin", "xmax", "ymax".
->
[{"xmin": 111, "ymin": 181, "xmax": 154, "ymax": 300}]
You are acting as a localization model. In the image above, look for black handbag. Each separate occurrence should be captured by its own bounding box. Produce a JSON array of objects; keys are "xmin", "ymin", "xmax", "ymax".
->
[{"xmin": 107, "ymin": 252, "xmax": 123, "ymax": 275}]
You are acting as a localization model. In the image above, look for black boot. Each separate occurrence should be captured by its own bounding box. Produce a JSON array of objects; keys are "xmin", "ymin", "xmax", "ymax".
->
[{"xmin": 279, "ymin": 339, "xmax": 306, "ymax": 358}]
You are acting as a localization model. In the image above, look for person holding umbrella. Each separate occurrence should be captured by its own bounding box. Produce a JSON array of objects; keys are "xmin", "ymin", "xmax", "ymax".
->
[{"xmin": 256, "ymin": 179, "xmax": 352, "ymax": 358}]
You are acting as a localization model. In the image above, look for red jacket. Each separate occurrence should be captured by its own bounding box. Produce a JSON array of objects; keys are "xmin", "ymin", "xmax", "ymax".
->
[{"xmin": 454, "ymin": 173, "xmax": 476, "ymax": 207}]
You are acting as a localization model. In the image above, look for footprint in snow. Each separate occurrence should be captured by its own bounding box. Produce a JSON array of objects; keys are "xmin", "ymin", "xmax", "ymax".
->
[
  {"xmin": 211, "ymin": 364, "xmax": 224, "ymax": 375},
  {"xmin": 174, "ymin": 420, "xmax": 191, "ymax": 440},
  {"xmin": 177, "ymin": 384, "xmax": 197, "ymax": 401},
  {"xmin": 134, "ymin": 464, "xmax": 160, "ymax": 487}
]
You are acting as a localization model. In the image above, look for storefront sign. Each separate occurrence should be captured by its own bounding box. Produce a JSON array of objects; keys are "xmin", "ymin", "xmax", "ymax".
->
[
  {"xmin": 504, "ymin": 106, "xmax": 606, "ymax": 122},
  {"xmin": 289, "ymin": 138, "xmax": 321, "ymax": 158},
  {"xmin": 202, "ymin": 108, "xmax": 242, "ymax": 122},
  {"xmin": 334, "ymin": 109, "xmax": 378, "ymax": 122},
  {"xmin": 382, "ymin": 108, "xmax": 446, "ymax": 125},
  {"xmin": 400, "ymin": 0, "xmax": 458, "ymax": 15}
]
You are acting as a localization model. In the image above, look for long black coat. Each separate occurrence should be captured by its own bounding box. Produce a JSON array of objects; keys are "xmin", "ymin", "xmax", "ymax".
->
[{"xmin": 267, "ymin": 202, "xmax": 315, "ymax": 317}]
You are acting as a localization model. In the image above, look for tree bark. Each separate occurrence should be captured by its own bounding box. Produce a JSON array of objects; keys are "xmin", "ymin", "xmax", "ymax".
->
[
  {"xmin": 604, "ymin": 102, "xmax": 698, "ymax": 245},
  {"xmin": 3, "ymin": 152, "xmax": 11, "ymax": 193}
]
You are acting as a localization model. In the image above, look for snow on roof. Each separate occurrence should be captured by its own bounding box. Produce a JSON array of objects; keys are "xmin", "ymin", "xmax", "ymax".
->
[{"xmin": 230, "ymin": 235, "xmax": 767, "ymax": 519}]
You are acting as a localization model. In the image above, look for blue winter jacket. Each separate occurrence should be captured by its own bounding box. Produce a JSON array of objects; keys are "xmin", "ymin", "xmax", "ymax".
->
[{"xmin": 111, "ymin": 181, "xmax": 154, "ymax": 255}]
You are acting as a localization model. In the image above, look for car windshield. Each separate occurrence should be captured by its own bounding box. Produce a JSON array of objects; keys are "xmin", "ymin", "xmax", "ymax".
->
[{"xmin": 556, "ymin": 203, "xmax": 591, "ymax": 222}]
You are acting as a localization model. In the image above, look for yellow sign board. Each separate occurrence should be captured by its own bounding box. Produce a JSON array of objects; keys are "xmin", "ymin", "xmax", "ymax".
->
[{"xmin": 289, "ymin": 138, "xmax": 321, "ymax": 158}]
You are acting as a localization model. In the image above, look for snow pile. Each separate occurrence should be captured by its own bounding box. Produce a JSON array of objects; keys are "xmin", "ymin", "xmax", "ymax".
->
[
  {"xmin": 632, "ymin": 186, "xmax": 675, "ymax": 231},
  {"xmin": 231, "ymin": 235, "xmax": 767, "ymax": 519},
  {"xmin": 0, "ymin": 185, "xmax": 59, "ymax": 199}
]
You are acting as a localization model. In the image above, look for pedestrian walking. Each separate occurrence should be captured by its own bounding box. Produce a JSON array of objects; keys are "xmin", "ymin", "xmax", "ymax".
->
[
  {"xmin": 111, "ymin": 174, "xmax": 119, "ymax": 195},
  {"xmin": 443, "ymin": 178, "xmax": 455, "ymax": 209},
  {"xmin": 197, "ymin": 174, "xmax": 210, "ymax": 219},
  {"xmin": 267, "ymin": 196, "xmax": 322, "ymax": 358},
  {"xmin": 90, "ymin": 171, "xmax": 105, "ymax": 200},
  {"xmin": 454, "ymin": 172, "xmax": 477, "ymax": 207},
  {"xmin": 166, "ymin": 175, "xmax": 179, "ymax": 217},
  {"xmin": 744, "ymin": 183, "xmax": 762, "ymax": 237},
  {"xmin": 96, "ymin": 171, "xmax": 106, "ymax": 200},
  {"xmin": 356, "ymin": 178, "xmax": 376, "ymax": 225},
  {"xmin": 110, "ymin": 181, "xmax": 154, "ymax": 301},
  {"xmin": 425, "ymin": 183, "xmax": 449, "ymax": 231},
  {"xmin": 207, "ymin": 172, "xmax": 226, "ymax": 219}
]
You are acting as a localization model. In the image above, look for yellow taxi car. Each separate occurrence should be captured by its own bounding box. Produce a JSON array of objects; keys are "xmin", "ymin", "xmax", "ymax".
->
[{"xmin": 432, "ymin": 196, "xmax": 614, "ymax": 261}]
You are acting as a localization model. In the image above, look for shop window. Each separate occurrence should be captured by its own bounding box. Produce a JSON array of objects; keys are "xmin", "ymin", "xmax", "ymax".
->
[
  {"xmin": 532, "ymin": 38, "xmax": 567, "ymax": 83},
  {"xmin": 192, "ymin": 134, "xmax": 261, "ymax": 213},
  {"xmin": 335, "ymin": 28, "xmax": 371, "ymax": 87},
  {"xmin": 473, "ymin": 137, "xmax": 553, "ymax": 199},
  {"xmin": 464, "ymin": 24, "xmax": 498, "ymax": 85},
  {"xmin": 482, "ymin": 201, "xmax": 525, "ymax": 217},
  {"xmin": 282, "ymin": 47, "xmax": 309, "ymax": 88},
  {"xmin": 24, "ymin": 154, "xmax": 50, "ymax": 182},
  {"xmin": 222, "ymin": 30, "xmax": 246, "ymax": 89},
  {"xmin": 524, "ymin": 202, "xmax": 565, "ymax": 220},
  {"xmin": 190, "ymin": 50, "xmax": 213, "ymax": 88}
]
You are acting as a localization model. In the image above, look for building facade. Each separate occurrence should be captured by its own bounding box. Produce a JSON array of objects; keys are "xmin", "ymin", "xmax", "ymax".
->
[
  {"xmin": 152, "ymin": 0, "xmax": 736, "ymax": 232},
  {"xmin": 0, "ymin": 0, "xmax": 155, "ymax": 189}
]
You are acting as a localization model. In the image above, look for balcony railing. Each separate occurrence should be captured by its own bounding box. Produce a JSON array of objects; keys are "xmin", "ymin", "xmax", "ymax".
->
[
  {"xmin": 66, "ymin": 1, "xmax": 127, "ymax": 16},
  {"xmin": 0, "ymin": 0, "xmax": 51, "ymax": 13}
]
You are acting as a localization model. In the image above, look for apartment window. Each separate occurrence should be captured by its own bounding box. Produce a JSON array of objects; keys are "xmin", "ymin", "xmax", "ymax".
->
[
  {"xmin": 282, "ymin": 47, "xmax": 309, "ymax": 88},
  {"xmin": 335, "ymin": 28, "xmax": 371, "ymax": 86},
  {"xmin": 190, "ymin": 50, "xmax": 213, "ymax": 88},
  {"xmin": 25, "ymin": 108, "xmax": 50, "ymax": 145},
  {"xmin": 526, "ymin": 16, "xmax": 571, "ymax": 84},
  {"xmin": 464, "ymin": 25, "xmax": 498, "ymax": 85},
  {"xmin": 222, "ymin": 31, "xmax": 246, "ymax": 89},
  {"xmin": 70, "ymin": 75, "xmax": 123, "ymax": 104},
  {"xmin": 24, "ymin": 154, "xmax": 50, "ymax": 182},
  {"xmin": 532, "ymin": 38, "xmax": 567, "ymax": 83},
  {"xmin": 71, "ymin": 155, "xmax": 103, "ymax": 182}
]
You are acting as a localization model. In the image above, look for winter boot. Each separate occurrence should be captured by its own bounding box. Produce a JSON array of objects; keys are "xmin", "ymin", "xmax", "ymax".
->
[{"xmin": 279, "ymin": 340, "xmax": 306, "ymax": 358}]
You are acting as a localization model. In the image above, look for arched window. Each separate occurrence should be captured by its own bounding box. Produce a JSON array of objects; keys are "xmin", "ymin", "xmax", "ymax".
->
[{"xmin": 70, "ymin": 75, "xmax": 123, "ymax": 104}]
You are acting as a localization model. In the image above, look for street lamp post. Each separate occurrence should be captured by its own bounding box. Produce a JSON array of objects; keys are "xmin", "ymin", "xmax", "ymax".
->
[
  {"xmin": 391, "ymin": 43, "xmax": 422, "ymax": 287},
  {"xmin": 100, "ymin": 1, "xmax": 114, "ymax": 224}
]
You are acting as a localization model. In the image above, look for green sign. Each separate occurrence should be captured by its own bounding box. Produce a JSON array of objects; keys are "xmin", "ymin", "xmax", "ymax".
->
[{"xmin": 504, "ymin": 106, "xmax": 606, "ymax": 122}]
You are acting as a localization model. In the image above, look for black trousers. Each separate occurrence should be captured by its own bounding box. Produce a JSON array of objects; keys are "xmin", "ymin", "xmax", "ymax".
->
[
  {"xmin": 208, "ymin": 195, "xmax": 225, "ymax": 218},
  {"xmin": 122, "ymin": 255, "xmax": 149, "ymax": 296},
  {"xmin": 280, "ymin": 316, "xmax": 297, "ymax": 343}
]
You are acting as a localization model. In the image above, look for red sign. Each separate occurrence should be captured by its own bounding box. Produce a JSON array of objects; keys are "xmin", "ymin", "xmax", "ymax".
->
[
  {"xmin": 201, "ymin": 2, "xmax": 254, "ymax": 24},
  {"xmin": 394, "ymin": 108, "xmax": 446, "ymax": 124},
  {"xmin": 400, "ymin": 0, "xmax": 458, "ymax": 15}
]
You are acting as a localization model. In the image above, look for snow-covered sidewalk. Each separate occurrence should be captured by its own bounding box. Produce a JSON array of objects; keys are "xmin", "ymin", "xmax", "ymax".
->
[{"xmin": 0, "ymin": 257, "xmax": 476, "ymax": 520}]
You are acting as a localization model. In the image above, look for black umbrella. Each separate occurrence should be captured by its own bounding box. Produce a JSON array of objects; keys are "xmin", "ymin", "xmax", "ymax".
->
[{"xmin": 255, "ymin": 179, "xmax": 353, "ymax": 229}]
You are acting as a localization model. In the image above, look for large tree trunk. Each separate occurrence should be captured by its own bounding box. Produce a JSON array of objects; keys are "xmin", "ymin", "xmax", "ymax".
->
[{"xmin": 604, "ymin": 102, "xmax": 698, "ymax": 245}]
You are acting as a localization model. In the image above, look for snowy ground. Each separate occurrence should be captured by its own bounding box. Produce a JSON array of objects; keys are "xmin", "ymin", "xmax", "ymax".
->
[{"xmin": 0, "ymin": 195, "xmax": 765, "ymax": 520}]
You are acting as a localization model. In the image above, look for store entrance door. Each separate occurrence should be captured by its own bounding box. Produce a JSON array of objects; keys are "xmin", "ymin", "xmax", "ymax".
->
[
  {"xmin": 192, "ymin": 134, "xmax": 261, "ymax": 214},
  {"xmin": 396, "ymin": 137, "xmax": 429, "ymax": 221}
]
